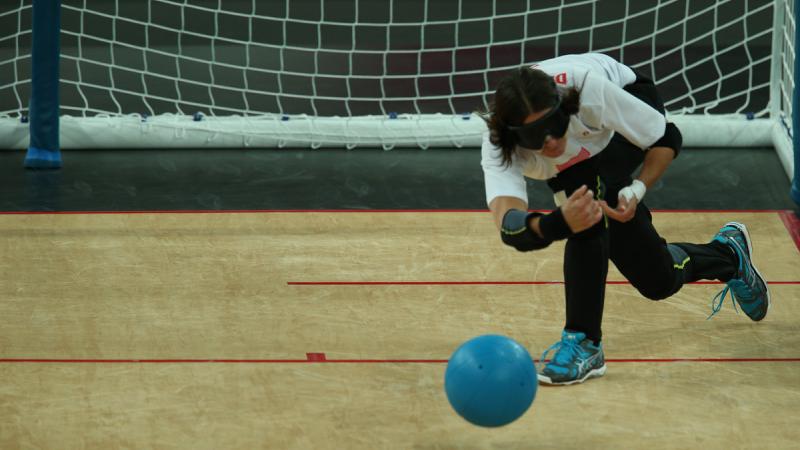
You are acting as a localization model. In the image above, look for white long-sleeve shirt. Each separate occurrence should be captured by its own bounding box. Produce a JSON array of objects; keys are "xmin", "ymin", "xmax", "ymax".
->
[{"xmin": 481, "ymin": 53, "xmax": 667, "ymax": 206}]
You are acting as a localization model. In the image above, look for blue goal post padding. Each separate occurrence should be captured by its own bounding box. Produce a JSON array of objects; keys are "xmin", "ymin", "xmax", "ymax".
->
[{"xmin": 24, "ymin": 0, "xmax": 62, "ymax": 170}]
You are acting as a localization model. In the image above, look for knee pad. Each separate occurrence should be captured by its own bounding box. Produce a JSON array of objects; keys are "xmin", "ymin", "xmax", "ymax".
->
[
  {"xmin": 667, "ymin": 244, "xmax": 690, "ymax": 281},
  {"xmin": 636, "ymin": 244, "xmax": 690, "ymax": 300}
]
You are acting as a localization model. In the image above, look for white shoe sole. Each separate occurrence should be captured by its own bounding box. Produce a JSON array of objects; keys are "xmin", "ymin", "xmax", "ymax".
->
[{"xmin": 537, "ymin": 364, "xmax": 607, "ymax": 386}]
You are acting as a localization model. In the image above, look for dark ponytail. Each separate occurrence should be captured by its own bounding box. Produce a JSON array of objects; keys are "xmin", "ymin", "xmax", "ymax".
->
[{"xmin": 560, "ymin": 87, "xmax": 580, "ymax": 116}]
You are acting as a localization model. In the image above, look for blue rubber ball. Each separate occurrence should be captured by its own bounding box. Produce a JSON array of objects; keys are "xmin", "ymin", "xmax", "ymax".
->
[{"xmin": 444, "ymin": 335, "xmax": 537, "ymax": 427}]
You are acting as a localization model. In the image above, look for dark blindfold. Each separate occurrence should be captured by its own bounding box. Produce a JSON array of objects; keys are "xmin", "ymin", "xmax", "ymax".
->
[{"xmin": 508, "ymin": 97, "xmax": 570, "ymax": 150}]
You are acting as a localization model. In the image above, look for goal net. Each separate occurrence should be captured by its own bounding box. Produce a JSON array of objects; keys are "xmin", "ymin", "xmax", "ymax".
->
[{"xmin": 0, "ymin": 0, "xmax": 794, "ymax": 174}]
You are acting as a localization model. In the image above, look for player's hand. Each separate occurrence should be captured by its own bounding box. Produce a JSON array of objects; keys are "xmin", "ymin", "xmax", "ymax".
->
[
  {"xmin": 600, "ymin": 196, "xmax": 638, "ymax": 223},
  {"xmin": 561, "ymin": 185, "xmax": 603, "ymax": 233}
]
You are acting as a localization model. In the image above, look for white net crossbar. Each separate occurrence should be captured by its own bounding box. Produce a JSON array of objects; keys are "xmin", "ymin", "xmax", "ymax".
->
[{"xmin": 0, "ymin": 0, "xmax": 792, "ymax": 160}]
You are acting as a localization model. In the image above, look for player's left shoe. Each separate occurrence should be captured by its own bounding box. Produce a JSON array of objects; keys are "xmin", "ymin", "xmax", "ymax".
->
[
  {"xmin": 538, "ymin": 330, "xmax": 606, "ymax": 385},
  {"xmin": 709, "ymin": 222, "xmax": 770, "ymax": 321}
]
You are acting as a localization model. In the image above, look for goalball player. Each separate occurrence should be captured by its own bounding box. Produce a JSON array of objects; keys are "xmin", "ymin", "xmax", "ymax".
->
[{"xmin": 480, "ymin": 52, "xmax": 770, "ymax": 385}]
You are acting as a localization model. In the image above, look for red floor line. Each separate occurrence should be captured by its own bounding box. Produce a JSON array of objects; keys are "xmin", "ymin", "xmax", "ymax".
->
[
  {"xmin": 0, "ymin": 209, "xmax": 789, "ymax": 215},
  {"xmin": 0, "ymin": 209, "xmax": 491, "ymax": 215},
  {"xmin": 0, "ymin": 359, "xmax": 313, "ymax": 363},
  {"xmin": 288, "ymin": 281, "xmax": 800, "ymax": 286},
  {"xmin": 1, "ymin": 358, "xmax": 798, "ymax": 364},
  {"xmin": 606, "ymin": 358, "xmax": 800, "ymax": 363}
]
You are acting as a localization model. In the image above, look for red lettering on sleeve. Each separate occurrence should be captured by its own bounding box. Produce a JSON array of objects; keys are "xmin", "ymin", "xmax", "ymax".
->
[{"xmin": 554, "ymin": 73, "xmax": 567, "ymax": 85}]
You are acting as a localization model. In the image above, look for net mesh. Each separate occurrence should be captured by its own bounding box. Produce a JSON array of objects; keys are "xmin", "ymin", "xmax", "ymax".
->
[
  {"xmin": 774, "ymin": 0, "xmax": 796, "ymax": 135},
  {"xmin": 0, "ymin": 0, "xmax": 790, "ymax": 150}
]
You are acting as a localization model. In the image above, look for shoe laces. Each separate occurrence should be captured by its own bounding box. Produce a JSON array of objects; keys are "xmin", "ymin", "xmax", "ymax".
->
[
  {"xmin": 707, "ymin": 281, "xmax": 747, "ymax": 320},
  {"xmin": 541, "ymin": 337, "xmax": 582, "ymax": 366}
]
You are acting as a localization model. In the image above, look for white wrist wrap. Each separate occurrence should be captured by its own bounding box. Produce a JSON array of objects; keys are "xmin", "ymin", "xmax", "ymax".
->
[{"xmin": 619, "ymin": 179, "xmax": 646, "ymax": 202}]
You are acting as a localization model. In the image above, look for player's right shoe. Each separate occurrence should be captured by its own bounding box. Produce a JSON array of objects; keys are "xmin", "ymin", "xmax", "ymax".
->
[
  {"xmin": 538, "ymin": 330, "xmax": 606, "ymax": 385},
  {"xmin": 709, "ymin": 222, "xmax": 770, "ymax": 321}
]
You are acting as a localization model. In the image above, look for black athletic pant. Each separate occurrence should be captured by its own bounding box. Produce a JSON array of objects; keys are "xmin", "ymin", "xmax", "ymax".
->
[{"xmin": 545, "ymin": 72, "xmax": 738, "ymax": 343}]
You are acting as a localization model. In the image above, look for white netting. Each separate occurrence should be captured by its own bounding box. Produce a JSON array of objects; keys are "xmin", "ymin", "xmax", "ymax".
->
[
  {"xmin": 0, "ymin": 0, "xmax": 790, "ymax": 155},
  {"xmin": 771, "ymin": 0, "xmax": 796, "ymax": 176},
  {"xmin": 0, "ymin": 1, "xmax": 30, "ymax": 118}
]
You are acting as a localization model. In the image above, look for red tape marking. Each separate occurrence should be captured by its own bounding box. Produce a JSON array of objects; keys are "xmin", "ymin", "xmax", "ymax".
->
[{"xmin": 306, "ymin": 353, "xmax": 327, "ymax": 362}]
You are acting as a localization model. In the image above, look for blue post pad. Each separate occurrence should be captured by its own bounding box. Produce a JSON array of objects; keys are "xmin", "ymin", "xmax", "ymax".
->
[
  {"xmin": 24, "ymin": 147, "xmax": 63, "ymax": 169},
  {"xmin": 24, "ymin": 0, "xmax": 62, "ymax": 170}
]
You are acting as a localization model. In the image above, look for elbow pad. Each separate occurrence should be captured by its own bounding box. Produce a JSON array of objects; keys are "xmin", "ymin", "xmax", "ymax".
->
[
  {"xmin": 652, "ymin": 122, "xmax": 682, "ymax": 158},
  {"xmin": 500, "ymin": 209, "xmax": 552, "ymax": 252}
]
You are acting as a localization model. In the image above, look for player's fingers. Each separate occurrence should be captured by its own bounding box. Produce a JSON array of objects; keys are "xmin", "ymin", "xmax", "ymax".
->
[
  {"xmin": 593, "ymin": 205, "xmax": 604, "ymax": 223},
  {"xmin": 606, "ymin": 208, "xmax": 623, "ymax": 222},
  {"xmin": 621, "ymin": 199, "xmax": 638, "ymax": 221},
  {"xmin": 600, "ymin": 201, "xmax": 626, "ymax": 222},
  {"xmin": 610, "ymin": 201, "xmax": 637, "ymax": 223},
  {"xmin": 574, "ymin": 189, "xmax": 595, "ymax": 207},
  {"xmin": 569, "ymin": 185, "xmax": 588, "ymax": 200},
  {"xmin": 587, "ymin": 201, "xmax": 603, "ymax": 224},
  {"xmin": 599, "ymin": 200, "xmax": 616, "ymax": 216}
]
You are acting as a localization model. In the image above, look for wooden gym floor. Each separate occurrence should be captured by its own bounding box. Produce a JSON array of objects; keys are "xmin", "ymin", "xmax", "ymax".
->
[{"xmin": 0, "ymin": 209, "xmax": 798, "ymax": 449}]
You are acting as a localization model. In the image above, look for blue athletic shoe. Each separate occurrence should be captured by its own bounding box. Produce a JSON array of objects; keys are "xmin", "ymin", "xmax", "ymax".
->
[
  {"xmin": 709, "ymin": 222, "xmax": 770, "ymax": 321},
  {"xmin": 538, "ymin": 330, "xmax": 606, "ymax": 385}
]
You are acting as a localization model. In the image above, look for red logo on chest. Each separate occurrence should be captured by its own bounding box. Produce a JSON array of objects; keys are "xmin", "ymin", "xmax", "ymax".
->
[{"xmin": 554, "ymin": 72, "xmax": 567, "ymax": 85}]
